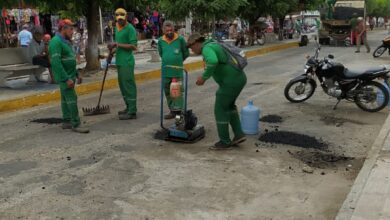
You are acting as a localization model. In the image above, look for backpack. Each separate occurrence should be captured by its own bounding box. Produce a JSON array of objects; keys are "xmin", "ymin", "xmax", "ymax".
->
[{"xmin": 216, "ymin": 42, "xmax": 248, "ymax": 70}]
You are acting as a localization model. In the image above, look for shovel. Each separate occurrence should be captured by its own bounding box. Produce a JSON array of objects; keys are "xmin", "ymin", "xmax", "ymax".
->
[{"xmin": 82, "ymin": 54, "xmax": 112, "ymax": 116}]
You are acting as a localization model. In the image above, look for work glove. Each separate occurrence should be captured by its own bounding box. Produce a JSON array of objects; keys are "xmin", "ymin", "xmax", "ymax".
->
[
  {"xmin": 196, "ymin": 77, "xmax": 205, "ymax": 86},
  {"xmin": 107, "ymin": 42, "xmax": 117, "ymax": 50},
  {"xmin": 66, "ymin": 79, "xmax": 75, "ymax": 88}
]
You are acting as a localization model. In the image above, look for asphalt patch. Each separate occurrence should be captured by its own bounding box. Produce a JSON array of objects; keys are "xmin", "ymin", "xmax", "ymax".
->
[
  {"xmin": 56, "ymin": 179, "xmax": 86, "ymax": 196},
  {"xmin": 320, "ymin": 116, "xmax": 365, "ymax": 126},
  {"xmin": 252, "ymin": 82, "xmax": 264, "ymax": 85},
  {"xmin": 290, "ymin": 150, "xmax": 354, "ymax": 169},
  {"xmin": 258, "ymin": 131, "xmax": 328, "ymax": 150},
  {"xmin": 30, "ymin": 118, "xmax": 63, "ymax": 124},
  {"xmin": 154, "ymin": 129, "xmax": 169, "ymax": 140},
  {"xmin": 260, "ymin": 115, "xmax": 283, "ymax": 123},
  {"xmin": 0, "ymin": 161, "xmax": 37, "ymax": 177}
]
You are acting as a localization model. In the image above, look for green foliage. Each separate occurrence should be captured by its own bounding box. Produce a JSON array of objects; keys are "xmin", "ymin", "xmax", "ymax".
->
[
  {"xmin": 367, "ymin": 0, "xmax": 390, "ymax": 17},
  {"xmin": 240, "ymin": 0, "xmax": 323, "ymax": 24},
  {"xmin": 159, "ymin": 0, "xmax": 247, "ymax": 21}
]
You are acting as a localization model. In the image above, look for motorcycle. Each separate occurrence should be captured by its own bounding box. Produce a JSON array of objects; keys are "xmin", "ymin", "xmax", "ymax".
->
[
  {"xmin": 284, "ymin": 43, "xmax": 390, "ymax": 112},
  {"xmin": 373, "ymin": 36, "xmax": 390, "ymax": 58}
]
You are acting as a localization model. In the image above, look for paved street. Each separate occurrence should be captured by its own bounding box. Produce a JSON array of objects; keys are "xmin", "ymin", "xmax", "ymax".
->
[{"xmin": 0, "ymin": 31, "xmax": 389, "ymax": 220}]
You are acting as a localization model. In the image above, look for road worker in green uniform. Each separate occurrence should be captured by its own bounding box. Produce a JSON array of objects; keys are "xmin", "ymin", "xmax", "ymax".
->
[
  {"xmin": 49, "ymin": 19, "xmax": 89, "ymax": 133},
  {"xmin": 108, "ymin": 8, "xmax": 138, "ymax": 120},
  {"xmin": 187, "ymin": 33, "xmax": 247, "ymax": 150},
  {"xmin": 158, "ymin": 21, "xmax": 190, "ymax": 119}
]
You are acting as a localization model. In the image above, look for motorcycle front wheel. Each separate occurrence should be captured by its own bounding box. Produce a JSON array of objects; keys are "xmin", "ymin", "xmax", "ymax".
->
[
  {"xmin": 284, "ymin": 79, "xmax": 316, "ymax": 103},
  {"xmin": 373, "ymin": 45, "xmax": 387, "ymax": 58},
  {"xmin": 354, "ymin": 81, "xmax": 389, "ymax": 112}
]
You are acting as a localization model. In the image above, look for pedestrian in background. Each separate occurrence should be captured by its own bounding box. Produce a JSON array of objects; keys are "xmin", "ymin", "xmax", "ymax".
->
[
  {"xmin": 71, "ymin": 27, "xmax": 82, "ymax": 63},
  {"xmin": 229, "ymin": 20, "xmax": 240, "ymax": 46},
  {"xmin": 355, "ymin": 17, "xmax": 370, "ymax": 53},
  {"xmin": 27, "ymin": 26, "xmax": 52, "ymax": 83},
  {"xmin": 18, "ymin": 24, "xmax": 32, "ymax": 47}
]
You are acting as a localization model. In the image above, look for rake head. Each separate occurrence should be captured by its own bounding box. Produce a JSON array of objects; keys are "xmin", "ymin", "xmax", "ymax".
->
[{"xmin": 82, "ymin": 105, "xmax": 110, "ymax": 116}]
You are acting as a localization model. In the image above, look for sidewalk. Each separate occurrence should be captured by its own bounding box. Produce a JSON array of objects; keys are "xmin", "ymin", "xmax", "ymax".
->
[
  {"xmin": 336, "ymin": 113, "xmax": 390, "ymax": 220},
  {"xmin": 0, "ymin": 39, "xmax": 299, "ymax": 113}
]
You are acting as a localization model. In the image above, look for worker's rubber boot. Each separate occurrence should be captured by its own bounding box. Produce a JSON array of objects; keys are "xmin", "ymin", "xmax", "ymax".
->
[
  {"xmin": 209, "ymin": 141, "xmax": 232, "ymax": 150},
  {"xmin": 62, "ymin": 121, "xmax": 72, "ymax": 130},
  {"xmin": 164, "ymin": 111, "xmax": 176, "ymax": 120},
  {"xmin": 232, "ymin": 135, "xmax": 246, "ymax": 146},
  {"xmin": 117, "ymin": 109, "xmax": 128, "ymax": 115},
  {"xmin": 119, "ymin": 114, "xmax": 137, "ymax": 120},
  {"xmin": 72, "ymin": 125, "xmax": 90, "ymax": 134}
]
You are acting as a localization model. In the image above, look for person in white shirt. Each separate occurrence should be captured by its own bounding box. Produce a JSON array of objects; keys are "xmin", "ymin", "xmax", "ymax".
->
[{"xmin": 18, "ymin": 24, "xmax": 32, "ymax": 47}]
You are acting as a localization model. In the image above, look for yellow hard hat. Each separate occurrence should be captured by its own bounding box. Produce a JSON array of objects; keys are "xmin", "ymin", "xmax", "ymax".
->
[{"xmin": 115, "ymin": 8, "xmax": 127, "ymax": 21}]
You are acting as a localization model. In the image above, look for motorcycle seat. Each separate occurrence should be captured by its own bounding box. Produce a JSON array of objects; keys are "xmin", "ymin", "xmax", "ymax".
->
[{"xmin": 344, "ymin": 66, "xmax": 386, "ymax": 78}]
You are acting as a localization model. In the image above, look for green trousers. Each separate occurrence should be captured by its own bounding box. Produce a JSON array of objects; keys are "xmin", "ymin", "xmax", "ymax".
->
[
  {"xmin": 60, "ymin": 82, "xmax": 80, "ymax": 128},
  {"xmin": 163, "ymin": 77, "xmax": 184, "ymax": 112},
  {"xmin": 214, "ymin": 75, "xmax": 247, "ymax": 145},
  {"xmin": 117, "ymin": 65, "xmax": 137, "ymax": 114}
]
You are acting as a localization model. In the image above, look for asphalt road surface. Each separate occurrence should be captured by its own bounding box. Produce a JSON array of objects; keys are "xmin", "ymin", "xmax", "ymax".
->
[{"xmin": 0, "ymin": 31, "xmax": 389, "ymax": 220}]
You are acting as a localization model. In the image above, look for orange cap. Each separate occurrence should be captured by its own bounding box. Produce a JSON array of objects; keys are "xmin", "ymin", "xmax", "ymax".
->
[
  {"xmin": 58, "ymin": 19, "xmax": 75, "ymax": 30},
  {"xmin": 43, "ymin": 34, "xmax": 51, "ymax": 42}
]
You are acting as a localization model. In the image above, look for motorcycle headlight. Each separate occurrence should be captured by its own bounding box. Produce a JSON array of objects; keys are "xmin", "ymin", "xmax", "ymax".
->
[{"xmin": 304, "ymin": 65, "xmax": 310, "ymax": 73}]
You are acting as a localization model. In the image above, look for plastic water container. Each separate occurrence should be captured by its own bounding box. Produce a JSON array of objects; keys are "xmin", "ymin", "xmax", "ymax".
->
[
  {"xmin": 377, "ymin": 82, "xmax": 390, "ymax": 106},
  {"xmin": 170, "ymin": 78, "xmax": 181, "ymax": 98},
  {"xmin": 241, "ymin": 100, "xmax": 260, "ymax": 135},
  {"xmin": 100, "ymin": 57, "xmax": 116, "ymax": 69}
]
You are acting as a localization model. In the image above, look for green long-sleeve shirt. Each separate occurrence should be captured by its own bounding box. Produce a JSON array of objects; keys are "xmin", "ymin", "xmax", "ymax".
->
[
  {"xmin": 49, "ymin": 35, "xmax": 78, "ymax": 83},
  {"xmin": 201, "ymin": 39, "xmax": 245, "ymax": 86},
  {"xmin": 115, "ymin": 23, "xmax": 138, "ymax": 66},
  {"xmin": 158, "ymin": 34, "xmax": 189, "ymax": 77}
]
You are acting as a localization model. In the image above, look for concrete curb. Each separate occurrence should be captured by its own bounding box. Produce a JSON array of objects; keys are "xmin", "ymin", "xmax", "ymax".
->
[
  {"xmin": 0, "ymin": 42, "xmax": 299, "ymax": 113},
  {"xmin": 335, "ymin": 112, "xmax": 390, "ymax": 220}
]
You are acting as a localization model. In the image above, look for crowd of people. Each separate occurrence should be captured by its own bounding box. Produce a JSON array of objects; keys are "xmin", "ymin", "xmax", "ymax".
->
[{"xmin": 11, "ymin": 20, "xmax": 87, "ymax": 84}]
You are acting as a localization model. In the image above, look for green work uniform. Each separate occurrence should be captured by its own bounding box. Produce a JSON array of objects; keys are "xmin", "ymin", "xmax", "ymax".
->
[
  {"xmin": 158, "ymin": 34, "xmax": 189, "ymax": 111},
  {"xmin": 201, "ymin": 39, "xmax": 247, "ymax": 145},
  {"xmin": 115, "ymin": 23, "xmax": 138, "ymax": 115},
  {"xmin": 49, "ymin": 34, "xmax": 80, "ymax": 128},
  {"xmin": 350, "ymin": 17, "xmax": 358, "ymax": 31}
]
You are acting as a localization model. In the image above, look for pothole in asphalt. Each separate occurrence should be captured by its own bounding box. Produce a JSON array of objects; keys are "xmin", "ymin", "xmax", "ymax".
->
[
  {"xmin": 258, "ymin": 131, "xmax": 328, "ymax": 150},
  {"xmin": 289, "ymin": 150, "xmax": 355, "ymax": 169},
  {"xmin": 260, "ymin": 115, "xmax": 283, "ymax": 123},
  {"xmin": 30, "ymin": 118, "xmax": 63, "ymax": 124},
  {"xmin": 154, "ymin": 129, "xmax": 169, "ymax": 140},
  {"xmin": 251, "ymin": 82, "xmax": 264, "ymax": 85},
  {"xmin": 320, "ymin": 116, "xmax": 365, "ymax": 126}
]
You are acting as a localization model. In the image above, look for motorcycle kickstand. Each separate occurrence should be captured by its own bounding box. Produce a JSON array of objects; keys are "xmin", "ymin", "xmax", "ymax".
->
[{"xmin": 333, "ymin": 99, "xmax": 342, "ymax": 110}]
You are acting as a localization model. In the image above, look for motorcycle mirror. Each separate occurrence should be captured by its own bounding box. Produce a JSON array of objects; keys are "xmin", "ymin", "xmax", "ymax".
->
[{"xmin": 328, "ymin": 54, "xmax": 334, "ymax": 59}]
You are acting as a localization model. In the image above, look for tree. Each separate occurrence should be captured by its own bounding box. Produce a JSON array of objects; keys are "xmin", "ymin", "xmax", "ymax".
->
[
  {"xmin": 367, "ymin": 0, "xmax": 390, "ymax": 17},
  {"xmin": 35, "ymin": 0, "xmax": 105, "ymax": 71},
  {"xmin": 159, "ymin": 0, "xmax": 247, "ymax": 33},
  {"xmin": 240, "ymin": 0, "xmax": 323, "ymax": 40},
  {"xmin": 35, "ymin": 0, "xmax": 157, "ymax": 72}
]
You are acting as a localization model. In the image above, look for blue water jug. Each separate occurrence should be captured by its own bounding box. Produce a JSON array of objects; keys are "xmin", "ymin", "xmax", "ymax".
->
[
  {"xmin": 241, "ymin": 100, "xmax": 260, "ymax": 135},
  {"xmin": 377, "ymin": 82, "xmax": 390, "ymax": 106}
]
